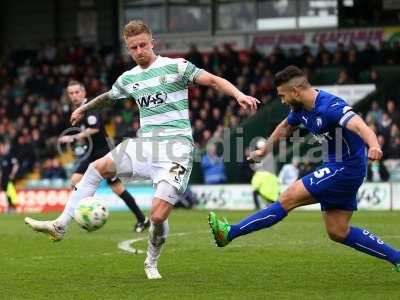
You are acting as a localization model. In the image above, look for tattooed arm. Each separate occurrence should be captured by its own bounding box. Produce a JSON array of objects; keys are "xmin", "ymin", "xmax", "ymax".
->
[
  {"xmin": 70, "ymin": 92, "xmax": 114, "ymax": 125},
  {"xmin": 82, "ymin": 92, "xmax": 114, "ymax": 111}
]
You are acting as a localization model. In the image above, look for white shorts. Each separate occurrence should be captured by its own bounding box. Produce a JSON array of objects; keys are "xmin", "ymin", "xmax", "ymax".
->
[
  {"xmin": 106, "ymin": 138, "xmax": 193, "ymax": 197},
  {"xmin": 154, "ymin": 180, "xmax": 180, "ymax": 205}
]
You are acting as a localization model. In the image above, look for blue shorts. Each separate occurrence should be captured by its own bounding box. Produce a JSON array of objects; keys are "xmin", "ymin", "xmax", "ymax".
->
[{"xmin": 302, "ymin": 163, "xmax": 365, "ymax": 211}]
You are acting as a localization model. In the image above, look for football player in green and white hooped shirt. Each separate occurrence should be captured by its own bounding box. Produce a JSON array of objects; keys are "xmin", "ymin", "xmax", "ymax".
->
[{"xmin": 24, "ymin": 20, "xmax": 260, "ymax": 279}]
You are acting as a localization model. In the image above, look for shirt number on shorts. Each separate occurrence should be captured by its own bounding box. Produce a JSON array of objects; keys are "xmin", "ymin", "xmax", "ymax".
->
[
  {"xmin": 313, "ymin": 167, "xmax": 331, "ymax": 178},
  {"xmin": 169, "ymin": 163, "xmax": 187, "ymax": 184}
]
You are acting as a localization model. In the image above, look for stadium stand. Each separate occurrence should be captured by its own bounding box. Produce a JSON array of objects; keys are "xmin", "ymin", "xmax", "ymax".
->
[{"xmin": 0, "ymin": 40, "xmax": 399, "ymax": 185}]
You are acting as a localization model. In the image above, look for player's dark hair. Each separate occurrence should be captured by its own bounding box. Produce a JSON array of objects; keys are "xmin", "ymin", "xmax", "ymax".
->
[{"xmin": 274, "ymin": 66, "xmax": 306, "ymax": 87}]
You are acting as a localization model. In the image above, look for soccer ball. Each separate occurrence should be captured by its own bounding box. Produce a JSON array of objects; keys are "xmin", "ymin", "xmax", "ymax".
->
[{"xmin": 74, "ymin": 197, "xmax": 109, "ymax": 232}]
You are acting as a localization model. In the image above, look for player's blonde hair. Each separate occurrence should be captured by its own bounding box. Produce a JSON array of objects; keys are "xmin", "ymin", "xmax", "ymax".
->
[
  {"xmin": 123, "ymin": 20, "xmax": 152, "ymax": 41},
  {"xmin": 67, "ymin": 80, "xmax": 85, "ymax": 90}
]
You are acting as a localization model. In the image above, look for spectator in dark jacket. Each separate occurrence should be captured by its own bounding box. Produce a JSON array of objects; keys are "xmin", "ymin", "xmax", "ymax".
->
[{"xmin": 186, "ymin": 45, "xmax": 204, "ymax": 69}]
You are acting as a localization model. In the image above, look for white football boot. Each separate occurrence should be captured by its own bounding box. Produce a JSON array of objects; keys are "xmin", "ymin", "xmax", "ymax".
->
[
  {"xmin": 144, "ymin": 257, "xmax": 162, "ymax": 280},
  {"xmin": 24, "ymin": 217, "xmax": 66, "ymax": 242}
]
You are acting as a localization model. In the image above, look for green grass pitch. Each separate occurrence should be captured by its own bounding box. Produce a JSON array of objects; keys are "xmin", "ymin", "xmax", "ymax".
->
[{"xmin": 1, "ymin": 210, "xmax": 399, "ymax": 299}]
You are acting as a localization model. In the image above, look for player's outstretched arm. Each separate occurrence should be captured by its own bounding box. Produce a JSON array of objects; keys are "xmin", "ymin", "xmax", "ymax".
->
[
  {"xmin": 70, "ymin": 92, "xmax": 114, "ymax": 125},
  {"xmin": 58, "ymin": 128, "xmax": 100, "ymax": 144},
  {"xmin": 345, "ymin": 115, "xmax": 383, "ymax": 160},
  {"xmin": 247, "ymin": 118, "xmax": 297, "ymax": 162},
  {"xmin": 194, "ymin": 70, "xmax": 260, "ymax": 112}
]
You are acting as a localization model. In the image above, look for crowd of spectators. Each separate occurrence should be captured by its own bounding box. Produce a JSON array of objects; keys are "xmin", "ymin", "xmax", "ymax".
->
[
  {"xmin": 364, "ymin": 99, "xmax": 400, "ymax": 182},
  {"xmin": 0, "ymin": 39, "xmax": 399, "ymax": 182},
  {"xmin": 188, "ymin": 41, "xmax": 400, "ymax": 150},
  {"xmin": 365, "ymin": 100, "xmax": 400, "ymax": 160},
  {"xmin": 0, "ymin": 42, "xmax": 132, "ymax": 179}
]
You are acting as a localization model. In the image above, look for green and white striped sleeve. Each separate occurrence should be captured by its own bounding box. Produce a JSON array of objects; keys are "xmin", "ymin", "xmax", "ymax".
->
[
  {"xmin": 177, "ymin": 58, "xmax": 203, "ymax": 85},
  {"xmin": 109, "ymin": 74, "xmax": 130, "ymax": 100}
]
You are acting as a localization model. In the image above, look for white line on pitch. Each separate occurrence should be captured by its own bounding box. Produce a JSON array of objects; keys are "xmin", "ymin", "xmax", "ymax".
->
[{"xmin": 118, "ymin": 232, "xmax": 190, "ymax": 255}]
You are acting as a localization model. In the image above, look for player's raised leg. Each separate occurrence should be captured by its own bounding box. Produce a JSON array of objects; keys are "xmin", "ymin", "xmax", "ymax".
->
[
  {"xmin": 24, "ymin": 156, "xmax": 116, "ymax": 241},
  {"xmin": 323, "ymin": 209, "xmax": 400, "ymax": 270},
  {"xmin": 209, "ymin": 179, "xmax": 316, "ymax": 247},
  {"xmin": 144, "ymin": 181, "xmax": 176, "ymax": 279}
]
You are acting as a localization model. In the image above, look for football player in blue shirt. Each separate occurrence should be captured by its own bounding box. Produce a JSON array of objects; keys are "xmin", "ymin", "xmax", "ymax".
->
[{"xmin": 209, "ymin": 66, "xmax": 400, "ymax": 271}]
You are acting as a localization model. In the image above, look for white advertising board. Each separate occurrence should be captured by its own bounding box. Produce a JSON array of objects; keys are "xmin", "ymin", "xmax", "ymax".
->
[
  {"xmin": 315, "ymin": 84, "xmax": 376, "ymax": 106},
  {"xmin": 391, "ymin": 182, "xmax": 400, "ymax": 210},
  {"xmin": 357, "ymin": 183, "xmax": 392, "ymax": 210},
  {"xmin": 1, "ymin": 183, "xmax": 397, "ymax": 213},
  {"xmin": 191, "ymin": 184, "xmax": 254, "ymax": 210}
]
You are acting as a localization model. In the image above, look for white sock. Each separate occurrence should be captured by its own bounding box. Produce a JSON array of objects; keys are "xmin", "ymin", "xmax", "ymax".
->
[
  {"xmin": 55, "ymin": 166, "xmax": 103, "ymax": 227},
  {"xmin": 146, "ymin": 220, "xmax": 169, "ymax": 265}
]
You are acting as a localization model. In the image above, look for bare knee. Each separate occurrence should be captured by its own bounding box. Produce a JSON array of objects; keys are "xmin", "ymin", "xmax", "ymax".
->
[
  {"xmin": 323, "ymin": 210, "xmax": 352, "ymax": 243},
  {"xmin": 280, "ymin": 180, "xmax": 315, "ymax": 212},
  {"xmin": 90, "ymin": 157, "xmax": 116, "ymax": 179},
  {"xmin": 150, "ymin": 204, "xmax": 170, "ymax": 225},
  {"xmin": 150, "ymin": 215, "xmax": 166, "ymax": 225},
  {"xmin": 327, "ymin": 227, "xmax": 349, "ymax": 242},
  {"xmin": 280, "ymin": 188, "xmax": 296, "ymax": 211}
]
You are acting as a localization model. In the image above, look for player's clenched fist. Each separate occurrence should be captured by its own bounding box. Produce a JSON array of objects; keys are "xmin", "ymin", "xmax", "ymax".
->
[
  {"xmin": 368, "ymin": 147, "xmax": 383, "ymax": 161},
  {"xmin": 70, "ymin": 107, "xmax": 85, "ymax": 125}
]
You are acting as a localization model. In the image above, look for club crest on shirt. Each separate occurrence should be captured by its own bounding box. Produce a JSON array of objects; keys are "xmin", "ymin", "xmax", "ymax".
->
[
  {"xmin": 312, "ymin": 132, "xmax": 332, "ymax": 143},
  {"xmin": 159, "ymin": 75, "xmax": 167, "ymax": 84}
]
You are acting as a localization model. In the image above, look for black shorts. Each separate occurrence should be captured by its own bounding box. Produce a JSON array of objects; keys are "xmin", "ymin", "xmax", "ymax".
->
[
  {"xmin": 1, "ymin": 177, "xmax": 8, "ymax": 191},
  {"xmin": 74, "ymin": 149, "xmax": 108, "ymax": 174},
  {"xmin": 106, "ymin": 176, "xmax": 121, "ymax": 185},
  {"xmin": 74, "ymin": 150, "xmax": 121, "ymax": 186}
]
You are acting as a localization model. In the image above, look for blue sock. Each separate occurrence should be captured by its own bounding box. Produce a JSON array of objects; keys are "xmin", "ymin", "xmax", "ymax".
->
[
  {"xmin": 342, "ymin": 227, "xmax": 400, "ymax": 265},
  {"xmin": 228, "ymin": 201, "xmax": 287, "ymax": 241}
]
